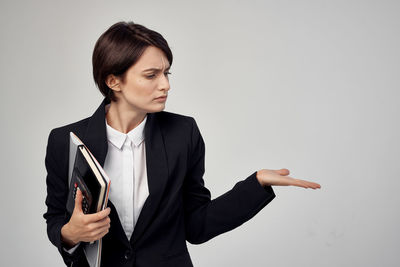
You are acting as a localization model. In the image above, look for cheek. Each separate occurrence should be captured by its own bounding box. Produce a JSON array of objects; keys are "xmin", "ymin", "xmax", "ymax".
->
[{"xmin": 127, "ymin": 78, "xmax": 155, "ymax": 97}]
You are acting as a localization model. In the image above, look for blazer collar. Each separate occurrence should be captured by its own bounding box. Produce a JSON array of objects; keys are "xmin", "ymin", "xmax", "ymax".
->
[
  {"xmin": 82, "ymin": 98, "xmax": 109, "ymax": 167},
  {"xmin": 82, "ymin": 98, "xmax": 169, "ymax": 248}
]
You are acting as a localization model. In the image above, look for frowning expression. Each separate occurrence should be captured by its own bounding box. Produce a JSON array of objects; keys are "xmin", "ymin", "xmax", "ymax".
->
[{"xmin": 111, "ymin": 46, "xmax": 171, "ymax": 114}]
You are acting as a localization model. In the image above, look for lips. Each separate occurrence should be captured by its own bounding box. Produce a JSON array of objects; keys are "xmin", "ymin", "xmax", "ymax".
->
[{"xmin": 155, "ymin": 95, "xmax": 167, "ymax": 99}]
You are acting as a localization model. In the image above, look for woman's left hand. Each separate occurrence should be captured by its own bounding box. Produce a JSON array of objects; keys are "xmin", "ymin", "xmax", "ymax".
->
[{"xmin": 256, "ymin": 168, "xmax": 321, "ymax": 189}]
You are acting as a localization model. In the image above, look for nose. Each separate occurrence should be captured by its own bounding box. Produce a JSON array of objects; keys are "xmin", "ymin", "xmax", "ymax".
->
[{"xmin": 159, "ymin": 73, "xmax": 170, "ymax": 93}]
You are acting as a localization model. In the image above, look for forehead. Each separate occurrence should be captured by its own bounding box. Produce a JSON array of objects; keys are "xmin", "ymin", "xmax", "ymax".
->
[{"xmin": 134, "ymin": 46, "xmax": 170, "ymax": 70}]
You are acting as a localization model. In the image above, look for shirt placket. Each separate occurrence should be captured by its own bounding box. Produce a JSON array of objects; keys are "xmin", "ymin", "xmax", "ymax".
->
[{"xmin": 122, "ymin": 136, "xmax": 134, "ymax": 239}]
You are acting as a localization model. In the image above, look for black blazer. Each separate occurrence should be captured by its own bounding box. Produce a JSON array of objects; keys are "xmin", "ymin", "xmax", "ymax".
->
[{"xmin": 43, "ymin": 98, "xmax": 275, "ymax": 267}]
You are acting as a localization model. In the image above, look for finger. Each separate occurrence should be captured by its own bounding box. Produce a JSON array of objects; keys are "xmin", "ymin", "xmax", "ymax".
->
[
  {"xmin": 291, "ymin": 179, "xmax": 308, "ymax": 188},
  {"xmin": 298, "ymin": 179, "xmax": 321, "ymax": 189},
  {"xmin": 282, "ymin": 176, "xmax": 311, "ymax": 188},
  {"xmin": 85, "ymin": 207, "xmax": 111, "ymax": 222},
  {"xmin": 94, "ymin": 226, "xmax": 110, "ymax": 240},
  {"xmin": 87, "ymin": 216, "xmax": 110, "ymax": 231},
  {"xmin": 294, "ymin": 179, "xmax": 321, "ymax": 189},
  {"xmin": 86, "ymin": 224, "xmax": 110, "ymax": 242},
  {"xmin": 74, "ymin": 188, "xmax": 83, "ymax": 213},
  {"xmin": 306, "ymin": 181, "xmax": 321, "ymax": 189},
  {"xmin": 274, "ymin": 168, "xmax": 290, "ymax": 176}
]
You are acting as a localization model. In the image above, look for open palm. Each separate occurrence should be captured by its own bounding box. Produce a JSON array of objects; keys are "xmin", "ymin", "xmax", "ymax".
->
[{"xmin": 257, "ymin": 168, "xmax": 321, "ymax": 189}]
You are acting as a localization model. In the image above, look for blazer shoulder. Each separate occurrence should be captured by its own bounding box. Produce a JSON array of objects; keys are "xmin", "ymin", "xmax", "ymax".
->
[
  {"xmin": 155, "ymin": 110, "xmax": 197, "ymax": 131},
  {"xmin": 156, "ymin": 110, "xmax": 193, "ymax": 121},
  {"xmin": 47, "ymin": 116, "xmax": 91, "ymax": 148}
]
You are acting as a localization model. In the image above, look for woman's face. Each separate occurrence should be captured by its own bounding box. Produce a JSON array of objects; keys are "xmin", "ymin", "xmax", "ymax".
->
[{"xmin": 111, "ymin": 46, "xmax": 171, "ymax": 114}]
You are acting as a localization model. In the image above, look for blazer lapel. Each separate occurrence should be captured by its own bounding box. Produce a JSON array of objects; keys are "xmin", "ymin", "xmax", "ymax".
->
[
  {"xmin": 82, "ymin": 98, "xmax": 109, "ymax": 167},
  {"xmin": 82, "ymin": 98, "xmax": 130, "ymax": 249},
  {"xmin": 81, "ymin": 98, "xmax": 170, "ymax": 248},
  {"xmin": 130, "ymin": 111, "xmax": 169, "ymax": 246}
]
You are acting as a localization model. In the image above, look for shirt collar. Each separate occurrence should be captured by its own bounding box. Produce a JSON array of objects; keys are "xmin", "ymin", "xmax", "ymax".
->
[{"xmin": 105, "ymin": 104, "xmax": 147, "ymax": 149}]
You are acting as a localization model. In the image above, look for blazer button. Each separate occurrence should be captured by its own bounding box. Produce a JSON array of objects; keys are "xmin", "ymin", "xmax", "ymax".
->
[{"xmin": 124, "ymin": 250, "xmax": 132, "ymax": 260}]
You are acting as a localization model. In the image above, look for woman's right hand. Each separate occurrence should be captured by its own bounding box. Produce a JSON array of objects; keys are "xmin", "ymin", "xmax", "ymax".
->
[{"xmin": 61, "ymin": 189, "xmax": 111, "ymax": 247}]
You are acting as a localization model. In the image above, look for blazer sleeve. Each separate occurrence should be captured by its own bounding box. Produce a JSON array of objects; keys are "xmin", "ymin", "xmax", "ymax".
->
[
  {"xmin": 43, "ymin": 129, "xmax": 85, "ymax": 266},
  {"xmin": 183, "ymin": 117, "xmax": 276, "ymax": 244}
]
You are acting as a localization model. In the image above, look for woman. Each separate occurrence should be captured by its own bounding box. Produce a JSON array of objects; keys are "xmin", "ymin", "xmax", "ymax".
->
[{"xmin": 43, "ymin": 21, "xmax": 320, "ymax": 267}]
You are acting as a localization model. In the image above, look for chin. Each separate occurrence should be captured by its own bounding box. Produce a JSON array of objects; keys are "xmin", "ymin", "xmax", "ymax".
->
[{"xmin": 146, "ymin": 104, "xmax": 166, "ymax": 113}]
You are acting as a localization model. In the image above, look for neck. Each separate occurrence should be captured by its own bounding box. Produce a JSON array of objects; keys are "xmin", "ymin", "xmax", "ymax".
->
[{"xmin": 106, "ymin": 100, "xmax": 146, "ymax": 134}]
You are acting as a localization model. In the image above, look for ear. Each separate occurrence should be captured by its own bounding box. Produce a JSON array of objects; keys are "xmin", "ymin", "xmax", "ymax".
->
[{"xmin": 105, "ymin": 74, "xmax": 122, "ymax": 92}]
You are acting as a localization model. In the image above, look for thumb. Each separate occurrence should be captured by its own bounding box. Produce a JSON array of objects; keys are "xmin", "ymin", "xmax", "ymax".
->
[
  {"xmin": 74, "ymin": 188, "xmax": 83, "ymax": 214},
  {"xmin": 275, "ymin": 168, "xmax": 290, "ymax": 176}
]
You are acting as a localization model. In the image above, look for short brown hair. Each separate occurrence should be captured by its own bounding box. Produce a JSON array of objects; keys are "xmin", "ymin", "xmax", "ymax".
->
[{"xmin": 92, "ymin": 21, "xmax": 173, "ymax": 102}]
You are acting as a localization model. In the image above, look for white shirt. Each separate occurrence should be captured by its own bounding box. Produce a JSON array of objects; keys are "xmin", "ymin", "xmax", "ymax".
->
[{"xmin": 103, "ymin": 103, "xmax": 149, "ymax": 240}]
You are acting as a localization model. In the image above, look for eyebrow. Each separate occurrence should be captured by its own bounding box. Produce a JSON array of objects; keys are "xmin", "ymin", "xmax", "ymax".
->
[{"xmin": 142, "ymin": 66, "xmax": 171, "ymax": 72}]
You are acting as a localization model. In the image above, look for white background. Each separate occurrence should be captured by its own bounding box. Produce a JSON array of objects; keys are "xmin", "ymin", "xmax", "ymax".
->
[{"xmin": 0, "ymin": 0, "xmax": 399, "ymax": 266}]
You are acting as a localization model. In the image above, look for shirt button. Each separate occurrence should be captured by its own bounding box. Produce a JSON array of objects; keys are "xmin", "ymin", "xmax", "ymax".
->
[{"xmin": 125, "ymin": 137, "xmax": 132, "ymax": 146}]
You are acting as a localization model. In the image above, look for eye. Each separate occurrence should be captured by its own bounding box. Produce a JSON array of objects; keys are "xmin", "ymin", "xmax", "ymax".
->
[{"xmin": 145, "ymin": 71, "xmax": 171, "ymax": 79}]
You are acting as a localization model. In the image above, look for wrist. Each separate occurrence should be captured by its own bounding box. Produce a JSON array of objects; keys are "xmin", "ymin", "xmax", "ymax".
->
[
  {"xmin": 256, "ymin": 170, "xmax": 265, "ymax": 187},
  {"xmin": 61, "ymin": 223, "xmax": 78, "ymax": 248}
]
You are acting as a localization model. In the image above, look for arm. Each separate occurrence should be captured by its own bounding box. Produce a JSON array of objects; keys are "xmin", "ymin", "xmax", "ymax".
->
[
  {"xmin": 183, "ymin": 118, "xmax": 276, "ymax": 244},
  {"xmin": 43, "ymin": 130, "xmax": 111, "ymax": 265},
  {"xmin": 43, "ymin": 129, "xmax": 85, "ymax": 265}
]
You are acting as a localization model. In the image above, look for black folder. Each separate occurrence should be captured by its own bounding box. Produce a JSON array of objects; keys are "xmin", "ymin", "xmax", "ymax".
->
[{"xmin": 66, "ymin": 145, "xmax": 108, "ymax": 215}]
